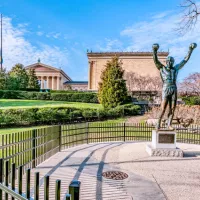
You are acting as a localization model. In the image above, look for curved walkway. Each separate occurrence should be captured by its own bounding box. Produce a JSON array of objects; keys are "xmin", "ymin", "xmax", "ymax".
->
[{"xmin": 30, "ymin": 142, "xmax": 200, "ymax": 200}]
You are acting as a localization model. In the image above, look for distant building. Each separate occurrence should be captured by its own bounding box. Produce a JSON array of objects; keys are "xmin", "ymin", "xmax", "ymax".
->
[
  {"xmin": 25, "ymin": 51, "xmax": 169, "ymax": 92},
  {"xmin": 25, "ymin": 60, "xmax": 88, "ymax": 91},
  {"xmin": 87, "ymin": 52, "xmax": 168, "ymax": 91},
  {"xmin": 64, "ymin": 81, "xmax": 88, "ymax": 91}
]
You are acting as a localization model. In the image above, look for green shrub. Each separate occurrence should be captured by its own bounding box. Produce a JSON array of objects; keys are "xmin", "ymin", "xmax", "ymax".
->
[
  {"xmin": 82, "ymin": 109, "xmax": 97, "ymax": 119},
  {"xmin": 0, "ymin": 90, "xmax": 98, "ymax": 103},
  {"xmin": 51, "ymin": 93, "xmax": 98, "ymax": 103},
  {"xmin": 97, "ymin": 109, "xmax": 107, "ymax": 120},
  {"xmin": 0, "ymin": 90, "xmax": 24, "ymax": 99},
  {"xmin": 51, "ymin": 90, "xmax": 88, "ymax": 93},
  {"xmin": 182, "ymin": 96, "xmax": 200, "ymax": 105},
  {"xmin": 68, "ymin": 110, "xmax": 83, "ymax": 120},
  {"xmin": 123, "ymin": 104, "xmax": 141, "ymax": 115},
  {"xmin": 0, "ymin": 104, "xmax": 140, "ymax": 127}
]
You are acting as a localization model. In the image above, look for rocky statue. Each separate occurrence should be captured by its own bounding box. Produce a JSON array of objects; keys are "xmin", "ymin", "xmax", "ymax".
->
[{"xmin": 152, "ymin": 43, "xmax": 197, "ymax": 130}]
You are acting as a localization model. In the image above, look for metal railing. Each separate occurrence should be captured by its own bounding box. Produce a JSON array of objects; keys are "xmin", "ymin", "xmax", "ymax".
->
[
  {"xmin": 0, "ymin": 159, "xmax": 71, "ymax": 200},
  {"xmin": 0, "ymin": 122, "xmax": 200, "ymax": 199},
  {"xmin": 0, "ymin": 126, "xmax": 61, "ymax": 172},
  {"xmin": 61, "ymin": 122, "xmax": 200, "ymax": 148}
]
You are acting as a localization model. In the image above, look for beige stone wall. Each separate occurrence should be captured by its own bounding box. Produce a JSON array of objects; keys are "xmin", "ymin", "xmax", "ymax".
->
[
  {"xmin": 64, "ymin": 84, "xmax": 88, "ymax": 91},
  {"xmin": 88, "ymin": 53, "xmax": 168, "ymax": 90}
]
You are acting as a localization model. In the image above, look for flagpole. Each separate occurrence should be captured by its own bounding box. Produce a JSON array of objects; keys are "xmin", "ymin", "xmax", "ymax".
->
[{"xmin": 0, "ymin": 14, "xmax": 2, "ymax": 71}]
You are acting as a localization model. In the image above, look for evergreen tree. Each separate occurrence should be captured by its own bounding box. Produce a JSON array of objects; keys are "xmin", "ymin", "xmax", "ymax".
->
[
  {"xmin": 0, "ymin": 68, "xmax": 7, "ymax": 89},
  {"xmin": 27, "ymin": 69, "xmax": 40, "ymax": 90},
  {"xmin": 8, "ymin": 63, "xmax": 29, "ymax": 90},
  {"xmin": 98, "ymin": 56, "xmax": 128, "ymax": 109}
]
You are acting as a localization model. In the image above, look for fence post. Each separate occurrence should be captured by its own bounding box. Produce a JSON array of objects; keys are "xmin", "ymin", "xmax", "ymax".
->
[
  {"xmin": 55, "ymin": 179, "xmax": 61, "ymax": 200},
  {"xmin": 34, "ymin": 172, "xmax": 39, "ymax": 200},
  {"xmin": 0, "ymin": 159, "xmax": 3, "ymax": 200},
  {"xmin": 5, "ymin": 160, "xmax": 9, "ymax": 200},
  {"xmin": 26, "ymin": 168, "xmax": 31, "ymax": 199},
  {"xmin": 86, "ymin": 122, "xmax": 89, "ymax": 144},
  {"xmin": 32, "ymin": 129, "xmax": 36, "ymax": 168},
  {"xmin": 123, "ymin": 123, "xmax": 126, "ymax": 142},
  {"xmin": 65, "ymin": 194, "xmax": 71, "ymax": 200},
  {"xmin": 44, "ymin": 175, "xmax": 49, "ymax": 200},
  {"xmin": 69, "ymin": 180, "xmax": 81, "ymax": 200},
  {"xmin": 11, "ymin": 163, "xmax": 16, "ymax": 200},
  {"xmin": 18, "ymin": 165, "xmax": 23, "ymax": 195},
  {"xmin": 59, "ymin": 125, "xmax": 62, "ymax": 151}
]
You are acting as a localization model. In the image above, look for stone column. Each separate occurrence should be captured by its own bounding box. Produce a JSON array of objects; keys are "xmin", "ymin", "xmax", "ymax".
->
[
  {"xmin": 41, "ymin": 76, "xmax": 44, "ymax": 89},
  {"xmin": 57, "ymin": 76, "xmax": 60, "ymax": 90},
  {"xmin": 52, "ymin": 76, "xmax": 54, "ymax": 90},
  {"xmin": 47, "ymin": 76, "xmax": 49, "ymax": 89},
  {"xmin": 60, "ymin": 76, "xmax": 63, "ymax": 90},
  {"xmin": 88, "ymin": 61, "xmax": 91, "ymax": 90}
]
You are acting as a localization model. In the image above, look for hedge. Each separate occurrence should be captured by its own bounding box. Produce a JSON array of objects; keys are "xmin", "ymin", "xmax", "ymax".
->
[
  {"xmin": 50, "ymin": 90, "xmax": 94, "ymax": 93},
  {"xmin": 0, "ymin": 90, "xmax": 98, "ymax": 103},
  {"xmin": 182, "ymin": 96, "xmax": 200, "ymax": 105},
  {"xmin": 0, "ymin": 104, "xmax": 141, "ymax": 127},
  {"xmin": 51, "ymin": 93, "xmax": 98, "ymax": 103}
]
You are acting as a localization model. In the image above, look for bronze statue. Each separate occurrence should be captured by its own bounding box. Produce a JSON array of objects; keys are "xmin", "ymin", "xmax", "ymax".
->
[{"xmin": 152, "ymin": 43, "xmax": 197, "ymax": 130}]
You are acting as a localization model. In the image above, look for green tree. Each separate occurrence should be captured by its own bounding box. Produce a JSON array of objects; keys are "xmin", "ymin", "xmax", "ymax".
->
[
  {"xmin": 27, "ymin": 68, "xmax": 40, "ymax": 90},
  {"xmin": 8, "ymin": 63, "xmax": 29, "ymax": 90},
  {"xmin": 98, "ymin": 56, "xmax": 129, "ymax": 109},
  {"xmin": 0, "ymin": 68, "xmax": 7, "ymax": 89}
]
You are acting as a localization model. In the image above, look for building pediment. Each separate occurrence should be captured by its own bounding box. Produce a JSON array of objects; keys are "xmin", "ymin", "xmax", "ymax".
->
[
  {"xmin": 25, "ymin": 63, "xmax": 60, "ymax": 72},
  {"xmin": 25, "ymin": 62, "xmax": 72, "ymax": 81}
]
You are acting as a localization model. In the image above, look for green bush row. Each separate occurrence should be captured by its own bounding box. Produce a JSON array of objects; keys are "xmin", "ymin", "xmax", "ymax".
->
[
  {"xmin": 182, "ymin": 96, "xmax": 200, "ymax": 105},
  {"xmin": 51, "ymin": 93, "xmax": 98, "ymax": 103},
  {"xmin": 51, "ymin": 90, "xmax": 95, "ymax": 93},
  {"xmin": 0, "ymin": 104, "xmax": 141, "ymax": 126},
  {"xmin": 0, "ymin": 90, "xmax": 98, "ymax": 103}
]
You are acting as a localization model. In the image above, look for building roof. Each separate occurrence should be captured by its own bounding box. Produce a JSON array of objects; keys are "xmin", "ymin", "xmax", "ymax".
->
[
  {"xmin": 64, "ymin": 81, "xmax": 88, "ymax": 85},
  {"xmin": 87, "ymin": 51, "xmax": 169, "ymax": 57},
  {"xmin": 25, "ymin": 62, "xmax": 72, "ymax": 81}
]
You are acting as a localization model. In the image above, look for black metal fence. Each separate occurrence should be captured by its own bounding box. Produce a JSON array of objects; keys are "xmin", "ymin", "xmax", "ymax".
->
[
  {"xmin": 0, "ymin": 126, "xmax": 61, "ymax": 174},
  {"xmin": 61, "ymin": 123, "xmax": 200, "ymax": 148},
  {"xmin": 0, "ymin": 159, "xmax": 71, "ymax": 200},
  {"xmin": 0, "ymin": 122, "xmax": 200, "ymax": 199}
]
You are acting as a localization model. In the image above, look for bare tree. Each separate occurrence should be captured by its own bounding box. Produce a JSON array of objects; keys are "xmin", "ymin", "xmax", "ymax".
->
[
  {"xmin": 179, "ymin": 72, "xmax": 200, "ymax": 96},
  {"xmin": 124, "ymin": 72, "xmax": 162, "ymax": 92},
  {"xmin": 178, "ymin": 0, "xmax": 200, "ymax": 34}
]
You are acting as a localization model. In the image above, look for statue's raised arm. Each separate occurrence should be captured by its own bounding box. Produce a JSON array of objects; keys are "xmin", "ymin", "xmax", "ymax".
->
[
  {"xmin": 152, "ymin": 43, "xmax": 164, "ymax": 70},
  {"xmin": 175, "ymin": 43, "xmax": 197, "ymax": 70}
]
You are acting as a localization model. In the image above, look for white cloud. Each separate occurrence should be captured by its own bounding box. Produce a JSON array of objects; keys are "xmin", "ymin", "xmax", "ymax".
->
[
  {"xmin": 120, "ymin": 9, "xmax": 200, "ymax": 57},
  {"xmin": 1, "ymin": 17, "xmax": 69, "ymax": 70},
  {"xmin": 37, "ymin": 31, "xmax": 43, "ymax": 36},
  {"xmin": 46, "ymin": 32, "xmax": 61, "ymax": 39},
  {"xmin": 119, "ymin": 8, "xmax": 200, "ymax": 80},
  {"xmin": 96, "ymin": 38, "xmax": 123, "ymax": 51}
]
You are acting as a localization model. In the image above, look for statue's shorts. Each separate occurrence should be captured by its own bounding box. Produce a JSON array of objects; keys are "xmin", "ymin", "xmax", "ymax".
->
[{"xmin": 162, "ymin": 85, "xmax": 177, "ymax": 101}]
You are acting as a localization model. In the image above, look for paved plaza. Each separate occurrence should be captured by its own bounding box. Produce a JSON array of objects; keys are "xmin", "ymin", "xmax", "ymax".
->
[{"xmin": 31, "ymin": 142, "xmax": 200, "ymax": 200}]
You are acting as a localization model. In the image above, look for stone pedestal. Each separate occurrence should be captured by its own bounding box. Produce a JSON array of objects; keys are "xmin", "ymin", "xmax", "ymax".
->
[{"xmin": 146, "ymin": 130, "xmax": 183, "ymax": 157}]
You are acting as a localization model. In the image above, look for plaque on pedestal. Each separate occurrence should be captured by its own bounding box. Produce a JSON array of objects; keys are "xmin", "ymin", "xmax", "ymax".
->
[
  {"xmin": 146, "ymin": 130, "xmax": 183, "ymax": 157},
  {"xmin": 152, "ymin": 130, "xmax": 176, "ymax": 149}
]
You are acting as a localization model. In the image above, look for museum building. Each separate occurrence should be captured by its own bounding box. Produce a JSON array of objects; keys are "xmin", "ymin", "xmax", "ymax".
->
[
  {"xmin": 25, "ymin": 60, "xmax": 88, "ymax": 91},
  {"xmin": 25, "ymin": 51, "xmax": 168, "ymax": 91},
  {"xmin": 87, "ymin": 52, "xmax": 168, "ymax": 90}
]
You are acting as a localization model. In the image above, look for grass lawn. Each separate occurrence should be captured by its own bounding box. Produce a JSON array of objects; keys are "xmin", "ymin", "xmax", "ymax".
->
[
  {"xmin": 0, "ymin": 99, "xmax": 102, "ymax": 109},
  {"xmin": 0, "ymin": 125, "xmax": 51, "ymax": 134}
]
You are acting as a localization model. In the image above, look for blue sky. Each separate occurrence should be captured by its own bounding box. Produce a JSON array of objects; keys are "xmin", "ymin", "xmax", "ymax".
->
[{"xmin": 0, "ymin": 0, "xmax": 200, "ymax": 81}]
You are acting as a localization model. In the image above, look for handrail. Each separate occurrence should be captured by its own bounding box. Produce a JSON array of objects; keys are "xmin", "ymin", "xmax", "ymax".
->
[{"xmin": 0, "ymin": 183, "xmax": 31, "ymax": 200}]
